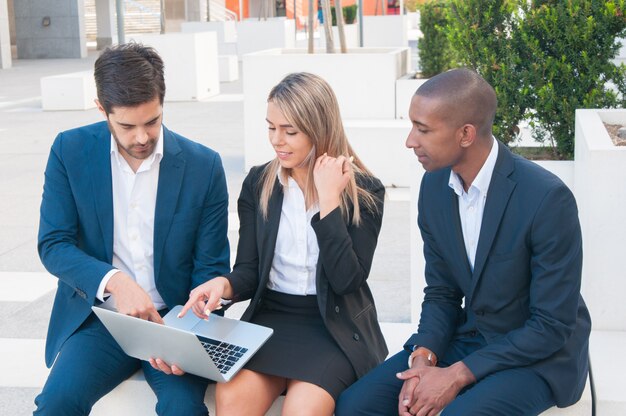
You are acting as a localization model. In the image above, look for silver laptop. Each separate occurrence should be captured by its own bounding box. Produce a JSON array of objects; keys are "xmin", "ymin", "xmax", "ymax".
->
[{"xmin": 92, "ymin": 305, "xmax": 273, "ymax": 382}]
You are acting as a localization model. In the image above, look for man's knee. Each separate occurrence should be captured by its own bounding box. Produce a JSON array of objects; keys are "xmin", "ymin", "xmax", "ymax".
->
[
  {"xmin": 152, "ymin": 375, "xmax": 209, "ymax": 416},
  {"xmin": 155, "ymin": 397, "xmax": 208, "ymax": 416},
  {"xmin": 335, "ymin": 383, "xmax": 370, "ymax": 416},
  {"xmin": 34, "ymin": 384, "xmax": 93, "ymax": 416}
]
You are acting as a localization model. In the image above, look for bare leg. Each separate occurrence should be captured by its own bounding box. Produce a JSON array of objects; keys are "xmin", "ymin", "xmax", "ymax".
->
[
  {"xmin": 281, "ymin": 379, "xmax": 335, "ymax": 416},
  {"xmin": 216, "ymin": 369, "xmax": 286, "ymax": 416}
]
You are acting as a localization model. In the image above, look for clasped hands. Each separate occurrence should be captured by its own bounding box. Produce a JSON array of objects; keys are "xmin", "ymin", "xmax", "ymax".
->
[{"xmin": 396, "ymin": 358, "xmax": 475, "ymax": 416}]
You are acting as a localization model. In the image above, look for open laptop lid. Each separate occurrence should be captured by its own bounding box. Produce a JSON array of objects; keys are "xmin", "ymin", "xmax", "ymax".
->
[{"xmin": 92, "ymin": 306, "xmax": 272, "ymax": 382}]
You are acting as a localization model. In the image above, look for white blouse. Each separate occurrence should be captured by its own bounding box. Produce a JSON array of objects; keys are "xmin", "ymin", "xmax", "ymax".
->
[{"xmin": 267, "ymin": 171, "xmax": 320, "ymax": 295}]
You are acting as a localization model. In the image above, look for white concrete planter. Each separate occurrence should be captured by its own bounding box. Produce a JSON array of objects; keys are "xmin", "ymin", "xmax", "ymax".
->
[
  {"xmin": 318, "ymin": 24, "xmax": 359, "ymax": 49},
  {"xmin": 362, "ymin": 15, "xmax": 408, "ymax": 47},
  {"xmin": 406, "ymin": 11, "xmax": 420, "ymax": 30},
  {"xmin": 395, "ymin": 73, "xmax": 428, "ymax": 119},
  {"xmin": 130, "ymin": 32, "xmax": 220, "ymax": 101},
  {"xmin": 575, "ymin": 109, "xmax": 626, "ymax": 331},
  {"xmin": 242, "ymin": 47, "xmax": 410, "ymax": 170},
  {"xmin": 180, "ymin": 21, "xmax": 237, "ymax": 55},
  {"xmin": 236, "ymin": 18, "xmax": 295, "ymax": 58},
  {"xmin": 409, "ymin": 157, "xmax": 575, "ymax": 323},
  {"xmin": 344, "ymin": 119, "xmax": 412, "ymax": 187}
]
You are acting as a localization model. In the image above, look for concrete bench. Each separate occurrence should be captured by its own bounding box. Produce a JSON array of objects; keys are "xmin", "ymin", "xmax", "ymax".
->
[
  {"xmin": 90, "ymin": 323, "xmax": 595, "ymax": 415},
  {"xmin": 218, "ymin": 55, "xmax": 239, "ymax": 82},
  {"xmin": 40, "ymin": 71, "xmax": 96, "ymax": 111}
]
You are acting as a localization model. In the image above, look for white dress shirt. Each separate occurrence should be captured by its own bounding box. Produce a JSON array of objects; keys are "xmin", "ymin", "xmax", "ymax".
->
[
  {"xmin": 97, "ymin": 129, "xmax": 166, "ymax": 310},
  {"xmin": 448, "ymin": 139, "xmax": 498, "ymax": 270},
  {"xmin": 266, "ymin": 170, "xmax": 320, "ymax": 295}
]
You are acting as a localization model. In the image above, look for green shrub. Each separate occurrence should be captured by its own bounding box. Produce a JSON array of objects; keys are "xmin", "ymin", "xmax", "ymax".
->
[
  {"xmin": 515, "ymin": 0, "xmax": 626, "ymax": 159},
  {"xmin": 331, "ymin": 4, "xmax": 358, "ymax": 26},
  {"xmin": 445, "ymin": 0, "xmax": 526, "ymax": 146},
  {"xmin": 418, "ymin": 1, "xmax": 453, "ymax": 78},
  {"xmin": 442, "ymin": 0, "xmax": 626, "ymax": 158}
]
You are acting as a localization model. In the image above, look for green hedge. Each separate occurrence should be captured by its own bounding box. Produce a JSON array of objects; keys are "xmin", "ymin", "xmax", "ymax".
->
[
  {"xmin": 418, "ymin": 1, "xmax": 453, "ymax": 78},
  {"xmin": 331, "ymin": 5, "xmax": 358, "ymax": 26},
  {"xmin": 418, "ymin": 0, "xmax": 626, "ymax": 158}
]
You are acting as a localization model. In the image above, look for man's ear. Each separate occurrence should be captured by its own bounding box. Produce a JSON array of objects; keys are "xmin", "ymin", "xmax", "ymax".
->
[
  {"xmin": 458, "ymin": 124, "xmax": 477, "ymax": 148},
  {"xmin": 94, "ymin": 99, "xmax": 107, "ymax": 118}
]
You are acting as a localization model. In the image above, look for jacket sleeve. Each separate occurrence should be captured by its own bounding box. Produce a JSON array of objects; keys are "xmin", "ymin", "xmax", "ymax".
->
[
  {"xmin": 190, "ymin": 152, "xmax": 231, "ymax": 289},
  {"xmin": 225, "ymin": 168, "xmax": 264, "ymax": 301},
  {"xmin": 461, "ymin": 183, "xmax": 584, "ymax": 380},
  {"xmin": 404, "ymin": 176, "xmax": 464, "ymax": 358},
  {"xmin": 37, "ymin": 134, "xmax": 114, "ymax": 304},
  {"xmin": 310, "ymin": 175, "xmax": 385, "ymax": 295}
]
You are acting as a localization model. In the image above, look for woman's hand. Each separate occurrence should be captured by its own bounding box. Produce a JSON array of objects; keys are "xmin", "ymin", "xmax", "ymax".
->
[
  {"xmin": 313, "ymin": 153, "xmax": 353, "ymax": 218},
  {"xmin": 178, "ymin": 276, "xmax": 233, "ymax": 320}
]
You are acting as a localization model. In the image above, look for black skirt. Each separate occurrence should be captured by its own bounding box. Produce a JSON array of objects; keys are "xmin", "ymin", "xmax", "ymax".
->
[{"xmin": 245, "ymin": 290, "xmax": 356, "ymax": 401}]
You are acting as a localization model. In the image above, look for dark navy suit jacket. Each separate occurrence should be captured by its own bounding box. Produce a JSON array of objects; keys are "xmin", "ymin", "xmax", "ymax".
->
[
  {"xmin": 38, "ymin": 121, "xmax": 230, "ymax": 368},
  {"xmin": 405, "ymin": 141, "xmax": 591, "ymax": 407}
]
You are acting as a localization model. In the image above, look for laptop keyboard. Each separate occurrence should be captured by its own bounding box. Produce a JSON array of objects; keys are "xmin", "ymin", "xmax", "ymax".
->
[{"xmin": 200, "ymin": 338, "xmax": 249, "ymax": 374}]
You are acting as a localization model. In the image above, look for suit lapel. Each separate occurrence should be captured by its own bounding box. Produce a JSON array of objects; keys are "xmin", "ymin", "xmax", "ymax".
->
[
  {"xmin": 153, "ymin": 128, "xmax": 185, "ymax": 282},
  {"xmin": 446, "ymin": 185, "xmax": 473, "ymax": 280},
  {"xmin": 258, "ymin": 179, "xmax": 283, "ymax": 287},
  {"xmin": 89, "ymin": 123, "xmax": 114, "ymax": 262},
  {"xmin": 470, "ymin": 142, "xmax": 516, "ymax": 293}
]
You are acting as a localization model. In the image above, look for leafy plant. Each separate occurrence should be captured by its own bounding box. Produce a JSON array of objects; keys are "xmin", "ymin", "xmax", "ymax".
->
[
  {"xmin": 331, "ymin": 4, "xmax": 358, "ymax": 25},
  {"xmin": 439, "ymin": 0, "xmax": 626, "ymax": 157},
  {"xmin": 445, "ymin": 0, "xmax": 526, "ymax": 146},
  {"xmin": 515, "ymin": 0, "xmax": 626, "ymax": 158},
  {"xmin": 418, "ymin": 1, "xmax": 453, "ymax": 78}
]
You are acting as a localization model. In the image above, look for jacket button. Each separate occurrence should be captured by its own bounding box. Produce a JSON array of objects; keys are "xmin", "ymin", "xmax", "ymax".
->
[
  {"xmin": 335, "ymin": 306, "xmax": 340, "ymax": 313},
  {"xmin": 353, "ymin": 333, "xmax": 360, "ymax": 341}
]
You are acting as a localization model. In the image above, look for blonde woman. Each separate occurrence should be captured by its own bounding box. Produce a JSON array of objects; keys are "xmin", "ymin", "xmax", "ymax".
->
[{"xmin": 179, "ymin": 72, "xmax": 388, "ymax": 415}]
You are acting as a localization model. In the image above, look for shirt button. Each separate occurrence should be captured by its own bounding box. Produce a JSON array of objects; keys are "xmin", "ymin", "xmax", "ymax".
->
[
  {"xmin": 353, "ymin": 333, "xmax": 360, "ymax": 341},
  {"xmin": 335, "ymin": 306, "xmax": 340, "ymax": 313},
  {"xmin": 131, "ymin": 235, "xmax": 138, "ymax": 241}
]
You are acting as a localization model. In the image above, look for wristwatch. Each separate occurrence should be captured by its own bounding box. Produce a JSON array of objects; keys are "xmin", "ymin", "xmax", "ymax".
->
[{"xmin": 407, "ymin": 346, "xmax": 437, "ymax": 368}]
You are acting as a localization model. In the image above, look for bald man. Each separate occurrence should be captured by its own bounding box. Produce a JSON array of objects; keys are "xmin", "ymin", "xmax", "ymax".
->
[{"xmin": 336, "ymin": 69, "xmax": 591, "ymax": 415}]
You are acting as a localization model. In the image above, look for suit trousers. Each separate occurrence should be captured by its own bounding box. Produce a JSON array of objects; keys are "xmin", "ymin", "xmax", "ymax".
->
[
  {"xmin": 336, "ymin": 335, "xmax": 556, "ymax": 416},
  {"xmin": 34, "ymin": 313, "xmax": 210, "ymax": 416}
]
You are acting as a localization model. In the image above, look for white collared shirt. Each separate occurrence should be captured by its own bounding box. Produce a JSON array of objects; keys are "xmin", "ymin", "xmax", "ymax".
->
[
  {"xmin": 97, "ymin": 128, "xmax": 166, "ymax": 310},
  {"xmin": 267, "ymin": 169, "xmax": 320, "ymax": 295},
  {"xmin": 448, "ymin": 139, "xmax": 498, "ymax": 270}
]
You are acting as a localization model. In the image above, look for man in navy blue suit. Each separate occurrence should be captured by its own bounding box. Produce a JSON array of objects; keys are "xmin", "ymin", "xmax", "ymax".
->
[
  {"xmin": 337, "ymin": 69, "xmax": 591, "ymax": 415},
  {"xmin": 34, "ymin": 43, "xmax": 230, "ymax": 415}
]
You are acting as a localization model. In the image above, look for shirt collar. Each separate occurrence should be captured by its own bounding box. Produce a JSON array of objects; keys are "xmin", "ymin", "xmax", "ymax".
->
[
  {"xmin": 449, "ymin": 138, "xmax": 498, "ymax": 197},
  {"xmin": 110, "ymin": 126, "xmax": 164, "ymax": 170},
  {"xmin": 276, "ymin": 166, "xmax": 299, "ymax": 188}
]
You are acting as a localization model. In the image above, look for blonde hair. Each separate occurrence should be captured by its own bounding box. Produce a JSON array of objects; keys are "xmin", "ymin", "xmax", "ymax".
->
[{"xmin": 259, "ymin": 72, "xmax": 379, "ymax": 226}]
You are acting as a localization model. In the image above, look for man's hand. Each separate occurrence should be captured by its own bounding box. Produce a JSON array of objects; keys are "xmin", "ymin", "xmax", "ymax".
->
[
  {"xmin": 105, "ymin": 271, "xmax": 163, "ymax": 324},
  {"xmin": 396, "ymin": 361, "xmax": 475, "ymax": 416},
  {"xmin": 149, "ymin": 358, "xmax": 185, "ymax": 376}
]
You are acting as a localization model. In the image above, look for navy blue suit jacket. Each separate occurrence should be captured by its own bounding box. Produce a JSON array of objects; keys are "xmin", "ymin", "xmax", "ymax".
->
[
  {"xmin": 405, "ymin": 142, "xmax": 591, "ymax": 407},
  {"xmin": 38, "ymin": 121, "xmax": 230, "ymax": 368}
]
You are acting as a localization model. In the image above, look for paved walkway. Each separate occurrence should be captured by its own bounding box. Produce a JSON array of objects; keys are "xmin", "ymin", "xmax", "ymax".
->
[{"xmin": 0, "ymin": 50, "xmax": 412, "ymax": 414}]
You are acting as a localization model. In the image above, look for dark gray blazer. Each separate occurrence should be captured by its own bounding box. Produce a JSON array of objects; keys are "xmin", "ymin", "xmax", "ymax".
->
[
  {"xmin": 226, "ymin": 164, "xmax": 388, "ymax": 378},
  {"xmin": 405, "ymin": 141, "xmax": 591, "ymax": 407}
]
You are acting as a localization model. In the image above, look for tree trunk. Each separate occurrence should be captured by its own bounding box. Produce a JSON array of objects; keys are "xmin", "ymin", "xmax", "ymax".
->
[
  {"xmin": 321, "ymin": 0, "xmax": 334, "ymax": 53},
  {"xmin": 308, "ymin": 0, "xmax": 315, "ymax": 53},
  {"xmin": 335, "ymin": 0, "xmax": 347, "ymax": 53},
  {"xmin": 160, "ymin": 0, "xmax": 166, "ymax": 33}
]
